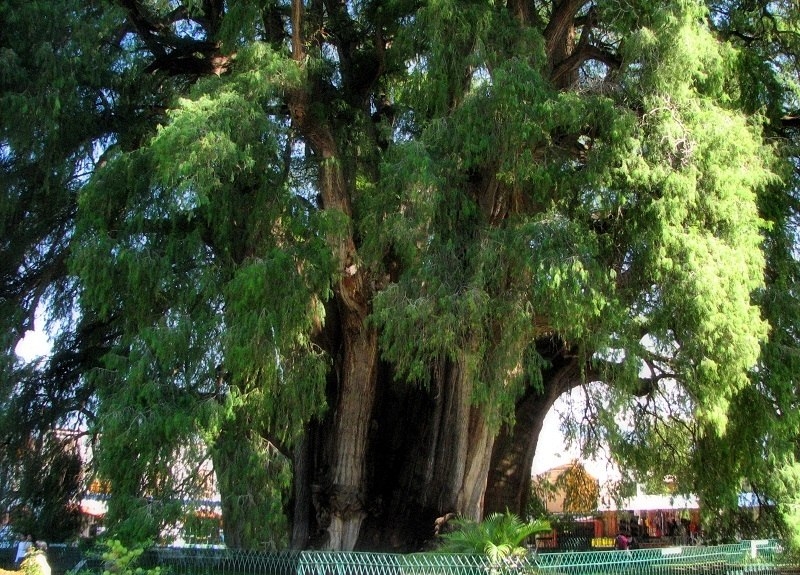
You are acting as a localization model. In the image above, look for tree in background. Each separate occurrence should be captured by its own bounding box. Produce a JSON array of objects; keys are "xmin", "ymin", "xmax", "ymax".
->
[
  {"xmin": 527, "ymin": 462, "xmax": 598, "ymax": 516},
  {"xmin": 0, "ymin": 429, "xmax": 84, "ymax": 543},
  {"xmin": 0, "ymin": 0, "xmax": 798, "ymax": 551},
  {"xmin": 554, "ymin": 463, "xmax": 599, "ymax": 516},
  {"xmin": 528, "ymin": 475, "xmax": 555, "ymax": 520}
]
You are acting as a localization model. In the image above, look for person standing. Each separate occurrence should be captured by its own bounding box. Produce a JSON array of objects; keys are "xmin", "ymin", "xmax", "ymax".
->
[
  {"xmin": 615, "ymin": 532, "xmax": 630, "ymax": 551},
  {"xmin": 15, "ymin": 534, "xmax": 32, "ymax": 566}
]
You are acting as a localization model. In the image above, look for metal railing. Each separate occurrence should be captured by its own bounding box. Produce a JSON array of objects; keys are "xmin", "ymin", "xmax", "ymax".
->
[
  {"xmin": 131, "ymin": 540, "xmax": 787, "ymax": 575},
  {"xmin": 0, "ymin": 539, "xmax": 790, "ymax": 575}
]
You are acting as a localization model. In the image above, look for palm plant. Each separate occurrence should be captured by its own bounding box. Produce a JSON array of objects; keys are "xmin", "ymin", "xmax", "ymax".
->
[{"xmin": 437, "ymin": 511, "xmax": 551, "ymax": 557}]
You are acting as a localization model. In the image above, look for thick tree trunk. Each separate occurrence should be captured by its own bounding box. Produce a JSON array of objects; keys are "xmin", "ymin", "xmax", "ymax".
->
[
  {"xmin": 484, "ymin": 389, "xmax": 555, "ymax": 517},
  {"xmin": 412, "ymin": 352, "xmax": 496, "ymax": 521},
  {"xmin": 349, "ymin": 353, "xmax": 497, "ymax": 550},
  {"xmin": 287, "ymin": 43, "xmax": 382, "ymax": 543},
  {"xmin": 326, "ymin": 320, "xmax": 379, "ymax": 550},
  {"xmin": 425, "ymin": 354, "xmax": 473, "ymax": 512},
  {"xmin": 458, "ymin": 408, "xmax": 494, "ymax": 519},
  {"xmin": 285, "ymin": 0, "xmax": 594, "ymax": 547},
  {"xmin": 291, "ymin": 433, "xmax": 312, "ymax": 549},
  {"xmin": 484, "ymin": 344, "xmax": 591, "ymax": 517}
]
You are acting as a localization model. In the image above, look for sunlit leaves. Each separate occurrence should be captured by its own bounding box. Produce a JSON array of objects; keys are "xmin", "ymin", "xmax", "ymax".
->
[{"xmin": 372, "ymin": 2, "xmax": 771, "ymax": 460}]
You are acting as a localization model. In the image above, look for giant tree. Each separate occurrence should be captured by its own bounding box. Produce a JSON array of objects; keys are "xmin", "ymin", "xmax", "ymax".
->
[{"xmin": 1, "ymin": 0, "xmax": 796, "ymax": 552}]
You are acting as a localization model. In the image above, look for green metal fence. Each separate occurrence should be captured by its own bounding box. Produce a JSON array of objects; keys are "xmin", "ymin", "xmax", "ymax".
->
[
  {"xmin": 130, "ymin": 541, "xmax": 789, "ymax": 575},
  {"xmin": 533, "ymin": 543, "xmax": 759, "ymax": 575}
]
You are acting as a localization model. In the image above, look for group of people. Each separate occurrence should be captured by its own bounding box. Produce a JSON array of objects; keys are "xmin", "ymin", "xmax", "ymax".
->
[{"xmin": 13, "ymin": 534, "xmax": 51, "ymax": 575}]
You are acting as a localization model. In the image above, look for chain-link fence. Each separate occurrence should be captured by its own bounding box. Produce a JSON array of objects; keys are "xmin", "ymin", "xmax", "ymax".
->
[
  {"xmin": 0, "ymin": 539, "xmax": 791, "ymax": 575},
  {"xmin": 142, "ymin": 540, "xmax": 788, "ymax": 575}
]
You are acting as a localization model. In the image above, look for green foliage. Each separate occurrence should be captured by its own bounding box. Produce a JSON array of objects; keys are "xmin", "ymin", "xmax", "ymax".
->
[
  {"xmin": 377, "ymin": 0, "xmax": 770, "ymax": 446},
  {"xmin": 182, "ymin": 512, "xmax": 222, "ymax": 545},
  {"xmin": 553, "ymin": 464, "xmax": 600, "ymax": 515},
  {"xmin": 209, "ymin": 414, "xmax": 292, "ymax": 550},
  {"xmin": 527, "ymin": 476, "xmax": 554, "ymax": 521},
  {"xmin": 1, "ymin": 430, "xmax": 84, "ymax": 543},
  {"xmin": 64, "ymin": 17, "xmax": 335, "ymax": 543},
  {"xmin": 436, "ymin": 511, "xmax": 550, "ymax": 556},
  {"xmin": 74, "ymin": 539, "xmax": 162, "ymax": 575}
]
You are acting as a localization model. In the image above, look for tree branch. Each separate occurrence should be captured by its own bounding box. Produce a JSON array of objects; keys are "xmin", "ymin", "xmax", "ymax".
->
[
  {"xmin": 781, "ymin": 115, "xmax": 800, "ymax": 129},
  {"xmin": 292, "ymin": 0, "xmax": 304, "ymax": 61}
]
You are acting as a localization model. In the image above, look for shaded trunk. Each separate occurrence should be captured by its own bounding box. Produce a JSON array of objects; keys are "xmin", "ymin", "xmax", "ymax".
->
[
  {"xmin": 347, "ymin": 353, "xmax": 497, "ymax": 550},
  {"xmin": 484, "ymin": 344, "xmax": 591, "ymax": 516},
  {"xmin": 291, "ymin": 433, "xmax": 312, "ymax": 549},
  {"xmin": 544, "ymin": 0, "xmax": 584, "ymax": 89},
  {"xmin": 289, "ymin": 255, "xmax": 380, "ymax": 552},
  {"xmin": 425, "ymin": 352, "xmax": 495, "ymax": 521},
  {"xmin": 297, "ymin": 339, "xmax": 592, "ymax": 550},
  {"xmin": 326, "ymin": 320, "xmax": 379, "ymax": 550},
  {"xmin": 484, "ymin": 388, "xmax": 560, "ymax": 517},
  {"xmin": 458, "ymin": 407, "xmax": 494, "ymax": 519}
]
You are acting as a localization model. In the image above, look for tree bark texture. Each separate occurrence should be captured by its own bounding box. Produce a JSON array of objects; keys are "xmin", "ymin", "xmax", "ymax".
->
[
  {"xmin": 294, "ymin": 345, "xmax": 588, "ymax": 551},
  {"xmin": 484, "ymin": 343, "xmax": 588, "ymax": 515},
  {"xmin": 326, "ymin": 322, "xmax": 379, "ymax": 550}
]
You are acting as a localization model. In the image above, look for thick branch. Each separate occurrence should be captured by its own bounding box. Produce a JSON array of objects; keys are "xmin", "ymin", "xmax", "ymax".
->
[
  {"xmin": 143, "ymin": 41, "xmax": 233, "ymax": 76},
  {"xmin": 781, "ymin": 115, "xmax": 800, "ymax": 129},
  {"xmin": 543, "ymin": 0, "xmax": 586, "ymax": 51},
  {"xmin": 543, "ymin": 0, "xmax": 588, "ymax": 79},
  {"xmin": 569, "ymin": 5, "xmax": 623, "ymax": 82},
  {"xmin": 507, "ymin": 0, "xmax": 530, "ymax": 25},
  {"xmin": 292, "ymin": 0, "xmax": 304, "ymax": 61},
  {"xmin": 484, "ymin": 338, "xmax": 598, "ymax": 515}
]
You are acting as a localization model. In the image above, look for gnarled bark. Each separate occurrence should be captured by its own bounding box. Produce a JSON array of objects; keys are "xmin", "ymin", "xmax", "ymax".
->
[
  {"xmin": 326, "ymin": 321, "xmax": 379, "ymax": 550},
  {"xmin": 286, "ymin": 1, "xmax": 382, "ymax": 540},
  {"xmin": 484, "ymin": 339, "xmax": 601, "ymax": 517},
  {"xmin": 484, "ymin": 352, "xmax": 582, "ymax": 515}
]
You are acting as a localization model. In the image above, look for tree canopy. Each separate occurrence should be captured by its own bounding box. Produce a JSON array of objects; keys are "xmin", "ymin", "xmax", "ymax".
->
[{"xmin": 1, "ymin": 0, "xmax": 799, "ymax": 551}]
